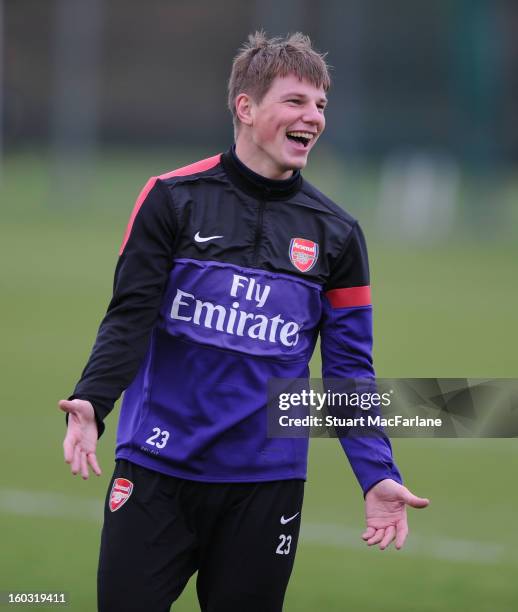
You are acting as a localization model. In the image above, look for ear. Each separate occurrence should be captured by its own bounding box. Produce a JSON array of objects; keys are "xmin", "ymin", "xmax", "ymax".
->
[{"xmin": 235, "ymin": 93, "xmax": 254, "ymax": 127}]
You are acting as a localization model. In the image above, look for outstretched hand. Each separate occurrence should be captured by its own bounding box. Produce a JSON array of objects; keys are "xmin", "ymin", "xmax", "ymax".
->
[
  {"xmin": 362, "ymin": 478, "xmax": 429, "ymax": 550},
  {"xmin": 59, "ymin": 399, "xmax": 102, "ymax": 479}
]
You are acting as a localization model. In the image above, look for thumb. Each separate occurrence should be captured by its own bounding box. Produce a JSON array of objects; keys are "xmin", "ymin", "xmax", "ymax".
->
[
  {"xmin": 401, "ymin": 487, "xmax": 430, "ymax": 509},
  {"xmin": 58, "ymin": 399, "xmax": 81, "ymax": 414}
]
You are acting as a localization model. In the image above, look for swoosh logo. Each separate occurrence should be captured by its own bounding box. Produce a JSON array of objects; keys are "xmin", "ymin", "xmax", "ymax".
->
[
  {"xmin": 280, "ymin": 512, "xmax": 300, "ymax": 525},
  {"xmin": 194, "ymin": 231, "xmax": 223, "ymax": 243}
]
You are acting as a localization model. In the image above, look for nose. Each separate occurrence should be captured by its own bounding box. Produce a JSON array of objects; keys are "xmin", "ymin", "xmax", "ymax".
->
[{"xmin": 302, "ymin": 104, "xmax": 325, "ymax": 131}]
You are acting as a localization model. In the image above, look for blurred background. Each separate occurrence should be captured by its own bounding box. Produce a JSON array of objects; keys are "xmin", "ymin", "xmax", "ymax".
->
[{"xmin": 1, "ymin": 1, "xmax": 517, "ymax": 610}]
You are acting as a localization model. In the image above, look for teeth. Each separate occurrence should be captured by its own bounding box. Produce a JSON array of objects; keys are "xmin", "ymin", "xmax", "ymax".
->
[{"xmin": 286, "ymin": 131, "xmax": 314, "ymax": 139}]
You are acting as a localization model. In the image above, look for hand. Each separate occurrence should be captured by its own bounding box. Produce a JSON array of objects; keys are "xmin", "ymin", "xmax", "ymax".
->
[
  {"xmin": 362, "ymin": 478, "xmax": 429, "ymax": 550},
  {"xmin": 58, "ymin": 399, "xmax": 102, "ymax": 479}
]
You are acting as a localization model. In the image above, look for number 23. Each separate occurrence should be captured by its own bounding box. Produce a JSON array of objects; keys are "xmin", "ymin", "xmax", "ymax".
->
[
  {"xmin": 276, "ymin": 534, "xmax": 292, "ymax": 555},
  {"xmin": 145, "ymin": 427, "xmax": 170, "ymax": 449}
]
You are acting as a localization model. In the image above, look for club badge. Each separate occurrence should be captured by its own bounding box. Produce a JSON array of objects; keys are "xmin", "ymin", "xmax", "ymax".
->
[
  {"xmin": 109, "ymin": 478, "xmax": 134, "ymax": 512},
  {"xmin": 289, "ymin": 238, "xmax": 319, "ymax": 273}
]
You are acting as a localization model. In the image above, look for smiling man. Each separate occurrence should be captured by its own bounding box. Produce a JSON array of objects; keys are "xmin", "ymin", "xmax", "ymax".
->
[
  {"xmin": 59, "ymin": 32, "xmax": 428, "ymax": 612},
  {"xmin": 233, "ymin": 71, "xmax": 326, "ymax": 178}
]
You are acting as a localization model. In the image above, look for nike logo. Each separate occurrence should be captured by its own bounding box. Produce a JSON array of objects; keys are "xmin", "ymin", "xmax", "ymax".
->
[
  {"xmin": 194, "ymin": 231, "xmax": 223, "ymax": 243},
  {"xmin": 280, "ymin": 512, "xmax": 300, "ymax": 525}
]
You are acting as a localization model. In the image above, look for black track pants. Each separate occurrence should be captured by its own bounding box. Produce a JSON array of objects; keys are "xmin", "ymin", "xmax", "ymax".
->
[{"xmin": 98, "ymin": 460, "xmax": 304, "ymax": 611}]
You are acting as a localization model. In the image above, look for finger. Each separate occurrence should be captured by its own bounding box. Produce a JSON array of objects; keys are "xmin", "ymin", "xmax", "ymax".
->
[
  {"xmin": 367, "ymin": 529, "xmax": 385, "ymax": 546},
  {"xmin": 80, "ymin": 451, "xmax": 89, "ymax": 480},
  {"xmin": 71, "ymin": 444, "xmax": 81, "ymax": 475},
  {"xmin": 402, "ymin": 488, "xmax": 430, "ymax": 508},
  {"xmin": 379, "ymin": 525, "xmax": 396, "ymax": 550},
  {"xmin": 395, "ymin": 523, "xmax": 409, "ymax": 549},
  {"xmin": 87, "ymin": 452, "xmax": 102, "ymax": 476},
  {"xmin": 63, "ymin": 435, "xmax": 75, "ymax": 464},
  {"xmin": 362, "ymin": 526, "xmax": 376, "ymax": 540}
]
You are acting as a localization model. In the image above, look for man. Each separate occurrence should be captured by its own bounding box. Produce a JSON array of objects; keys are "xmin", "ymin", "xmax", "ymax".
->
[{"xmin": 59, "ymin": 32, "xmax": 429, "ymax": 611}]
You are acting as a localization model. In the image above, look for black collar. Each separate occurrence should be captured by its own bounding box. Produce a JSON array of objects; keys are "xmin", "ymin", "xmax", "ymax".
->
[{"xmin": 221, "ymin": 145, "xmax": 302, "ymax": 200}]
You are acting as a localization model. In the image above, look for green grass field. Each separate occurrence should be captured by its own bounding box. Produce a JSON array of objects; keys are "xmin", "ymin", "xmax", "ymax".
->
[{"xmin": 1, "ymin": 152, "xmax": 517, "ymax": 611}]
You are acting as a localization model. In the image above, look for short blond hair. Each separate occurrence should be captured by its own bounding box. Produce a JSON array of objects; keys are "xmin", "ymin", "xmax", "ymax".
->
[{"xmin": 228, "ymin": 31, "xmax": 331, "ymax": 133}]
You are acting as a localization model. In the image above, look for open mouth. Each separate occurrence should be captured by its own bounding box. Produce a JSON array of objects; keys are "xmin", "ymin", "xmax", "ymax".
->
[{"xmin": 286, "ymin": 131, "xmax": 314, "ymax": 148}]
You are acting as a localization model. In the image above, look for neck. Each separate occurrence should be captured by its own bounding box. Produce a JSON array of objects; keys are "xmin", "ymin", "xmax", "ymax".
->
[
  {"xmin": 234, "ymin": 139, "xmax": 293, "ymax": 180},
  {"xmin": 221, "ymin": 146, "xmax": 301, "ymax": 201}
]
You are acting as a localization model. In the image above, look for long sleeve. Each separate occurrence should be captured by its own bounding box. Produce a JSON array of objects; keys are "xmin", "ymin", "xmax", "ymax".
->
[
  {"xmin": 319, "ymin": 222, "xmax": 402, "ymax": 495},
  {"xmin": 71, "ymin": 178, "xmax": 177, "ymax": 436}
]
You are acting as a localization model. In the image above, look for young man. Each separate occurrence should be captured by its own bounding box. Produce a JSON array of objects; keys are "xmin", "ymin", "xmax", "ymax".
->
[{"xmin": 59, "ymin": 32, "xmax": 429, "ymax": 612}]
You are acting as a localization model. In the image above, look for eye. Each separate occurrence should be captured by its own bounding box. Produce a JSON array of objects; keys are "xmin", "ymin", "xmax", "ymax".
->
[{"xmin": 287, "ymin": 99, "xmax": 302, "ymax": 104}]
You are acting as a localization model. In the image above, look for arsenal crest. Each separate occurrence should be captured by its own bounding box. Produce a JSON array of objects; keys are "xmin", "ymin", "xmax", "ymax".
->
[
  {"xmin": 109, "ymin": 478, "xmax": 134, "ymax": 512},
  {"xmin": 289, "ymin": 238, "xmax": 319, "ymax": 273}
]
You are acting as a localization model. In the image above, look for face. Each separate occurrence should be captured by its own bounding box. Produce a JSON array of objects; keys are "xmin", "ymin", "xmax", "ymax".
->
[{"xmin": 235, "ymin": 74, "xmax": 327, "ymax": 179}]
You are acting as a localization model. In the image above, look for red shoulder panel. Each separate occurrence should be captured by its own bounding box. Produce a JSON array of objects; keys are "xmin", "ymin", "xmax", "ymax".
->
[{"xmin": 119, "ymin": 153, "xmax": 221, "ymax": 255}]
